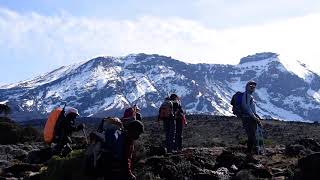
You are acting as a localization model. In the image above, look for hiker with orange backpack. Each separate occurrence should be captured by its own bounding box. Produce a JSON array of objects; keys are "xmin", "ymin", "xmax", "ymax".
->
[{"xmin": 52, "ymin": 107, "xmax": 85, "ymax": 156}]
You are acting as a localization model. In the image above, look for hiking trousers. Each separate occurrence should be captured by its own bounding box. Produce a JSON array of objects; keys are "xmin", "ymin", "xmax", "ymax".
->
[
  {"xmin": 242, "ymin": 117, "xmax": 257, "ymax": 153},
  {"xmin": 163, "ymin": 119, "xmax": 175, "ymax": 153},
  {"xmin": 175, "ymin": 118, "xmax": 183, "ymax": 151}
]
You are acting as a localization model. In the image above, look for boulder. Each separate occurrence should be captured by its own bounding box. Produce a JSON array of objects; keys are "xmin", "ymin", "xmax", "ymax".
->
[
  {"xmin": 2, "ymin": 163, "xmax": 42, "ymax": 178},
  {"xmin": 194, "ymin": 167, "xmax": 230, "ymax": 180},
  {"xmin": 0, "ymin": 160, "xmax": 11, "ymax": 169},
  {"xmin": 297, "ymin": 152, "xmax": 320, "ymax": 179},
  {"xmin": 26, "ymin": 148, "xmax": 53, "ymax": 164},
  {"xmin": 295, "ymin": 138, "xmax": 320, "ymax": 152},
  {"xmin": 233, "ymin": 169, "xmax": 256, "ymax": 180},
  {"xmin": 10, "ymin": 149, "xmax": 28, "ymax": 160},
  {"xmin": 147, "ymin": 145, "xmax": 167, "ymax": 156},
  {"xmin": 215, "ymin": 150, "xmax": 247, "ymax": 169},
  {"xmin": 285, "ymin": 144, "xmax": 308, "ymax": 156}
]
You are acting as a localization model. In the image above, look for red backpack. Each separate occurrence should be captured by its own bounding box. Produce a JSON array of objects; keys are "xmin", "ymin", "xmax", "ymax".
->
[{"xmin": 123, "ymin": 107, "xmax": 135, "ymax": 118}]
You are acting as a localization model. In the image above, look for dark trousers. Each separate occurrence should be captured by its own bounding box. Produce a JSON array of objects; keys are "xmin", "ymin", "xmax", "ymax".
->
[
  {"xmin": 53, "ymin": 136, "xmax": 72, "ymax": 156},
  {"xmin": 103, "ymin": 154, "xmax": 128, "ymax": 180},
  {"xmin": 175, "ymin": 118, "xmax": 183, "ymax": 151},
  {"xmin": 163, "ymin": 119, "xmax": 175, "ymax": 153},
  {"xmin": 242, "ymin": 117, "xmax": 257, "ymax": 153}
]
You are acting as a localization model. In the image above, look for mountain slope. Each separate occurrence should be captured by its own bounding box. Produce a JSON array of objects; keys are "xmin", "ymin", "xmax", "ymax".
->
[{"xmin": 1, "ymin": 53, "xmax": 319, "ymax": 121}]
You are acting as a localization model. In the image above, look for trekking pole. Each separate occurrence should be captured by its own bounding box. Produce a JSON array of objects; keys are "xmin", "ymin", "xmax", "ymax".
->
[
  {"xmin": 256, "ymin": 124, "xmax": 265, "ymax": 155},
  {"xmin": 259, "ymin": 125, "xmax": 266, "ymax": 154},
  {"xmin": 82, "ymin": 127, "xmax": 89, "ymax": 144},
  {"xmin": 255, "ymin": 125, "xmax": 261, "ymax": 155}
]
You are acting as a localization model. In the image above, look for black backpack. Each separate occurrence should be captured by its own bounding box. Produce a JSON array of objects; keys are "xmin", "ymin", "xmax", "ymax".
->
[{"xmin": 230, "ymin": 91, "xmax": 244, "ymax": 117}]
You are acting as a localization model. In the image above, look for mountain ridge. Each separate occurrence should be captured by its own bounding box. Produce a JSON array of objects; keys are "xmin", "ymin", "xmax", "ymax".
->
[{"xmin": 1, "ymin": 52, "xmax": 319, "ymax": 122}]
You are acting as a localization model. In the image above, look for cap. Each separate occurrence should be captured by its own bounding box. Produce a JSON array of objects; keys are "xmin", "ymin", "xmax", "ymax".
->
[
  {"xmin": 65, "ymin": 107, "xmax": 80, "ymax": 116},
  {"xmin": 170, "ymin": 93, "xmax": 179, "ymax": 100},
  {"xmin": 246, "ymin": 80, "xmax": 257, "ymax": 86}
]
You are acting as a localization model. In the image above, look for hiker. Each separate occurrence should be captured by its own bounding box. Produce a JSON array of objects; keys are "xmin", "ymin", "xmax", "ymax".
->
[
  {"xmin": 158, "ymin": 94, "xmax": 186, "ymax": 153},
  {"xmin": 241, "ymin": 80, "xmax": 262, "ymax": 154},
  {"xmin": 122, "ymin": 104, "xmax": 139, "ymax": 125},
  {"xmin": 53, "ymin": 107, "xmax": 85, "ymax": 156},
  {"xmin": 103, "ymin": 120, "xmax": 144, "ymax": 180},
  {"xmin": 135, "ymin": 106, "xmax": 142, "ymax": 121},
  {"xmin": 97, "ymin": 117, "xmax": 123, "ymax": 133},
  {"xmin": 85, "ymin": 117, "xmax": 123, "ymax": 177},
  {"xmin": 171, "ymin": 94, "xmax": 185, "ymax": 152}
]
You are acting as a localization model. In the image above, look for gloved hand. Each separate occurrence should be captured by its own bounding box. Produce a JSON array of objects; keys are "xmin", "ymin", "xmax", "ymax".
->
[{"xmin": 255, "ymin": 118, "xmax": 262, "ymax": 127}]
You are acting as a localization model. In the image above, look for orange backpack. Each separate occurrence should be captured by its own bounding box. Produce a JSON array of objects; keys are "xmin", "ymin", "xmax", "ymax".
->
[{"xmin": 43, "ymin": 107, "xmax": 64, "ymax": 144}]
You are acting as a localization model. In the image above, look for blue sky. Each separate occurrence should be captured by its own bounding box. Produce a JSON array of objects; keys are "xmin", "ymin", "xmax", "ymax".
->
[{"xmin": 1, "ymin": 0, "xmax": 320, "ymax": 85}]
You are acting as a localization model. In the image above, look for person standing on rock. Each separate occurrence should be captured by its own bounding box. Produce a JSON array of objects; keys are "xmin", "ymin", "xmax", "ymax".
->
[{"xmin": 241, "ymin": 80, "xmax": 262, "ymax": 154}]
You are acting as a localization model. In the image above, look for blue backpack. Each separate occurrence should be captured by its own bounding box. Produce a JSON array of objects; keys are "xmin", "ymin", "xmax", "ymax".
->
[
  {"xmin": 231, "ymin": 91, "xmax": 244, "ymax": 117},
  {"xmin": 85, "ymin": 126, "xmax": 125, "ymax": 177}
]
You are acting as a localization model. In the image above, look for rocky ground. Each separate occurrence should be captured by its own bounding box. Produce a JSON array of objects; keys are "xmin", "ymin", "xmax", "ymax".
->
[{"xmin": 1, "ymin": 115, "xmax": 320, "ymax": 179}]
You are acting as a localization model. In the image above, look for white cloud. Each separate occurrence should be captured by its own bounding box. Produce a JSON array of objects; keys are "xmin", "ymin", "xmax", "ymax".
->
[
  {"xmin": 1, "ymin": 7, "xmax": 320, "ymax": 84},
  {"xmin": 193, "ymin": 0, "xmax": 320, "ymax": 28}
]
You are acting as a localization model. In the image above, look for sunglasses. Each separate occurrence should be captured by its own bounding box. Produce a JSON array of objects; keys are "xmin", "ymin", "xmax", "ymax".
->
[{"xmin": 249, "ymin": 84, "xmax": 256, "ymax": 88}]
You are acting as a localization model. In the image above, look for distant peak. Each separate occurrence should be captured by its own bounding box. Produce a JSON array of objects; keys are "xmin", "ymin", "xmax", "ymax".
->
[{"xmin": 239, "ymin": 52, "xmax": 279, "ymax": 64}]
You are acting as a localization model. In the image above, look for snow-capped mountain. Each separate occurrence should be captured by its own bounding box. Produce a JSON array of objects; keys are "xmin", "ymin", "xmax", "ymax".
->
[{"xmin": 1, "ymin": 53, "xmax": 320, "ymax": 121}]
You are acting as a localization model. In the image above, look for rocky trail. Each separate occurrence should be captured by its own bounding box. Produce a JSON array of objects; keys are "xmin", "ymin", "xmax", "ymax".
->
[{"xmin": 1, "ymin": 116, "xmax": 320, "ymax": 179}]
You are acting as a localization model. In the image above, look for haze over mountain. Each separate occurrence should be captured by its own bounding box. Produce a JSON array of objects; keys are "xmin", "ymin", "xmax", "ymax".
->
[{"xmin": 1, "ymin": 52, "xmax": 319, "ymax": 122}]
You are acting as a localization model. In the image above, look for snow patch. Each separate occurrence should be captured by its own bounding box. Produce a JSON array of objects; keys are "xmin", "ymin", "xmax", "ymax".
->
[
  {"xmin": 282, "ymin": 60, "xmax": 314, "ymax": 83},
  {"xmin": 307, "ymin": 89, "xmax": 320, "ymax": 102},
  {"xmin": 256, "ymin": 88, "xmax": 304, "ymax": 121},
  {"xmin": 0, "ymin": 100, "xmax": 8, "ymax": 104},
  {"xmin": 24, "ymin": 100, "xmax": 34, "ymax": 107}
]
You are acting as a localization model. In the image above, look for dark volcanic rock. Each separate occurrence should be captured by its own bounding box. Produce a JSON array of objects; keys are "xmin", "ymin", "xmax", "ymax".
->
[
  {"xmin": 233, "ymin": 169, "xmax": 257, "ymax": 180},
  {"xmin": 215, "ymin": 150, "xmax": 247, "ymax": 170},
  {"xmin": 147, "ymin": 145, "xmax": 167, "ymax": 156},
  {"xmin": 295, "ymin": 138, "xmax": 320, "ymax": 152},
  {"xmin": 1, "ymin": 163, "xmax": 42, "ymax": 178},
  {"xmin": 296, "ymin": 152, "xmax": 320, "ymax": 180},
  {"xmin": 0, "ymin": 160, "xmax": 11, "ymax": 169},
  {"xmin": 285, "ymin": 144, "xmax": 308, "ymax": 156},
  {"xmin": 26, "ymin": 148, "xmax": 53, "ymax": 164},
  {"xmin": 285, "ymin": 138, "xmax": 320, "ymax": 156}
]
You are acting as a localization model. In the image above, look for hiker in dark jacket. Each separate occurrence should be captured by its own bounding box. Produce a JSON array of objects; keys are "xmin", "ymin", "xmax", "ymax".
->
[
  {"xmin": 54, "ymin": 107, "xmax": 85, "ymax": 156},
  {"xmin": 103, "ymin": 120, "xmax": 144, "ymax": 180},
  {"xmin": 158, "ymin": 96, "xmax": 175, "ymax": 153},
  {"xmin": 158, "ymin": 94, "xmax": 185, "ymax": 153},
  {"xmin": 241, "ymin": 80, "xmax": 262, "ymax": 154},
  {"xmin": 170, "ymin": 94, "xmax": 185, "ymax": 152}
]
